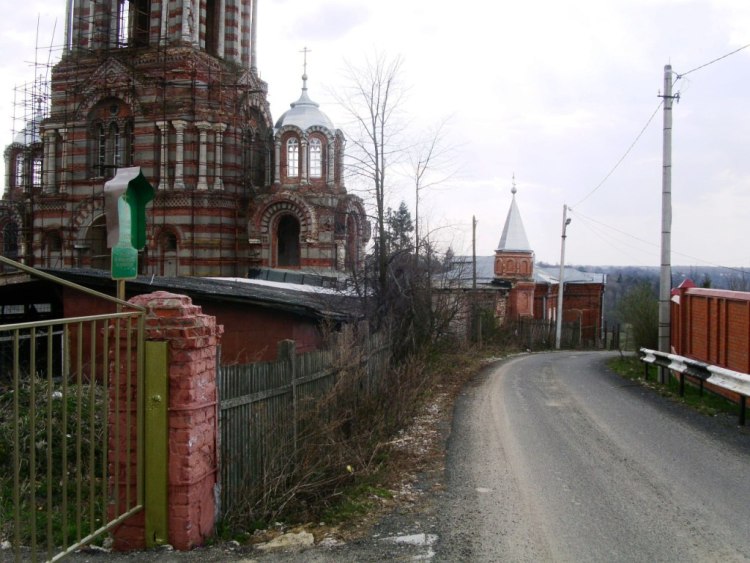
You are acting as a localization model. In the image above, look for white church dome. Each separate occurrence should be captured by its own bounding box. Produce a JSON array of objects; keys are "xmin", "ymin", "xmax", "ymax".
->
[{"xmin": 274, "ymin": 74, "xmax": 334, "ymax": 131}]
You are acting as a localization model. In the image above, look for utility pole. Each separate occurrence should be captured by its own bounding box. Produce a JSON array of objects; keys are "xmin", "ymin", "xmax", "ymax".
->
[
  {"xmin": 472, "ymin": 215, "xmax": 477, "ymax": 290},
  {"xmin": 658, "ymin": 64, "xmax": 676, "ymax": 384},
  {"xmin": 472, "ymin": 215, "xmax": 479, "ymax": 344},
  {"xmin": 555, "ymin": 204, "xmax": 571, "ymax": 349}
]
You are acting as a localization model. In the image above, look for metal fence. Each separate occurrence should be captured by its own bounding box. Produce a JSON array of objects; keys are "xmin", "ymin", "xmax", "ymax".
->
[
  {"xmin": 0, "ymin": 256, "xmax": 145, "ymax": 562},
  {"xmin": 217, "ymin": 325, "xmax": 391, "ymax": 517}
]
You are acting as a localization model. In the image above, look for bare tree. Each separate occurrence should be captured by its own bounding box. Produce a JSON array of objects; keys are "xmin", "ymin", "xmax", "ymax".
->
[
  {"xmin": 408, "ymin": 118, "xmax": 455, "ymax": 260},
  {"xmin": 727, "ymin": 269, "xmax": 749, "ymax": 291},
  {"xmin": 335, "ymin": 52, "xmax": 407, "ymax": 296}
]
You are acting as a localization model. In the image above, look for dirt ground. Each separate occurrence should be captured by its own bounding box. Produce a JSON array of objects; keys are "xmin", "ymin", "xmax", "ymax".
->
[{"xmin": 5, "ymin": 354, "xmax": 500, "ymax": 563}]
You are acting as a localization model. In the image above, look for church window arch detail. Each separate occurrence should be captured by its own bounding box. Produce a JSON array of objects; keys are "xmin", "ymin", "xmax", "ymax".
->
[
  {"xmin": 89, "ymin": 99, "xmax": 133, "ymax": 179},
  {"xmin": 159, "ymin": 230, "xmax": 179, "ymax": 276},
  {"xmin": 309, "ymin": 137, "xmax": 322, "ymax": 178},
  {"xmin": 286, "ymin": 137, "xmax": 299, "ymax": 178},
  {"xmin": 242, "ymin": 126, "xmax": 270, "ymax": 188}
]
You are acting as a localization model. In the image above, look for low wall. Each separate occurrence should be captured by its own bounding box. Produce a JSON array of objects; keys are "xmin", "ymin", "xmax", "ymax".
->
[{"xmin": 671, "ymin": 286, "xmax": 750, "ymax": 375}]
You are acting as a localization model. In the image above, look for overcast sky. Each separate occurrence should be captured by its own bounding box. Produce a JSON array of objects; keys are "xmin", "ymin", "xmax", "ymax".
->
[{"xmin": 2, "ymin": 0, "xmax": 749, "ymax": 268}]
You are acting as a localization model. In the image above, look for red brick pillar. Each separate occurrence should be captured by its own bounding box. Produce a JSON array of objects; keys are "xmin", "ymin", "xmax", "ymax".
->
[{"xmin": 110, "ymin": 291, "xmax": 223, "ymax": 551}]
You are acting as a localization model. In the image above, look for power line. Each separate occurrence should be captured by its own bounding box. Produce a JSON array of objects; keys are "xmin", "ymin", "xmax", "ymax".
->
[
  {"xmin": 573, "ymin": 211, "xmax": 658, "ymax": 264},
  {"xmin": 573, "ymin": 42, "xmax": 750, "ymax": 210},
  {"xmin": 572, "ymin": 100, "xmax": 663, "ymax": 209},
  {"xmin": 570, "ymin": 208, "xmax": 750, "ymax": 275},
  {"xmin": 676, "ymin": 42, "xmax": 750, "ymax": 79}
]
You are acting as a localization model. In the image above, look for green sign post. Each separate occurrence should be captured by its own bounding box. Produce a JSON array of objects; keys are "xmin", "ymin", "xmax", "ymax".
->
[
  {"xmin": 111, "ymin": 196, "xmax": 139, "ymax": 279},
  {"xmin": 104, "ymin": 167, "xmax": 155, "ymax": 281}
]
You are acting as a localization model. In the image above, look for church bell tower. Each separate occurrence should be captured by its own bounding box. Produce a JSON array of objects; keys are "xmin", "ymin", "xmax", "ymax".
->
[
  {"xmin": 24, "ymin": 0, "xmax": 272, "ymax": 276},
  {"xmin": 494, "ymin": 177, "xmax": 535, "ymax": 318}
]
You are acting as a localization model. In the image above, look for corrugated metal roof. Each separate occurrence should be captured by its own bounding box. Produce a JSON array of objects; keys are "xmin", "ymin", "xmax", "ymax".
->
[
  {"xmin": 439, "ymin": 257, "xmax": 606, "ymax": 287},
  {"xmin": 45, "ymin": 268, "xmax": 362, "ymax": 321}
]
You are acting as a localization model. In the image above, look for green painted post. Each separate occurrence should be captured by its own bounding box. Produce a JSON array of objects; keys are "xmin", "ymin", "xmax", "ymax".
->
[
  {"xmin": 144, "ymin": 341, "xmax": 169, "ymax": 547},
  {"xmin": 125, "ymin": 173, "xmax": 155, "ymax": 251}
]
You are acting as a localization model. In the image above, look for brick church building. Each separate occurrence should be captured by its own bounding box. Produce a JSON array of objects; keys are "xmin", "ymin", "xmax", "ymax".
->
[
  {"xmin": 444, "ymin": 181, "xmax": 606, "ymax": 346},
  {"xmin": 1, "ymin": 0, "xmax": 369, "ymax": 277}
]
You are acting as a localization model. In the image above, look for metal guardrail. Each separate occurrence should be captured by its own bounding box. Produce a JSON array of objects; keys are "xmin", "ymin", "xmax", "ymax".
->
[{"xmin": 640, "ymin": 347, "xmax": 750, "ymax": 426}]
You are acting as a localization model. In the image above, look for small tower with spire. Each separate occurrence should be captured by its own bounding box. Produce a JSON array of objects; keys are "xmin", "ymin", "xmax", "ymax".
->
[{"xmin": 494, "ymin": 176, "xmax": 535, "ymax": 317}]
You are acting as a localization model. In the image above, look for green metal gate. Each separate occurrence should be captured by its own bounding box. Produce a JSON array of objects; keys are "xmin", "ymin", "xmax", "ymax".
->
[{"xmin": 0, "ymin": 256, "xmax": 146, "ymax": 562}]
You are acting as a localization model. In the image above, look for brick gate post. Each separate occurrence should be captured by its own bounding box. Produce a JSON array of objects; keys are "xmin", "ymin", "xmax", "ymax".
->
[{"xmin": 110, "ymin": 291, "xmax": 223, "ymax": 551}]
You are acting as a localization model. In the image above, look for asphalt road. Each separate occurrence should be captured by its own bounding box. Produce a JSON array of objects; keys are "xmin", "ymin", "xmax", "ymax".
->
[
  {"xmin": 437, "ymin": 351, "xmax": 750, "ymax": 562},
  {"xmin": 47, "ymin": 351, "xmax": 750, "ymax": 562}
]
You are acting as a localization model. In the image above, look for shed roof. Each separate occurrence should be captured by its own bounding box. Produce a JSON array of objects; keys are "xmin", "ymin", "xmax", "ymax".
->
[{"xmin": 44, "ymin": 269, "xmax": 362, "ymax": 321}]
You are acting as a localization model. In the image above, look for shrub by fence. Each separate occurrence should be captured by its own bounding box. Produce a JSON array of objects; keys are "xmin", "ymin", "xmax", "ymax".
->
[{"xmin": 217, "ymin": 322, "xmax": 391, "ymax": 527}]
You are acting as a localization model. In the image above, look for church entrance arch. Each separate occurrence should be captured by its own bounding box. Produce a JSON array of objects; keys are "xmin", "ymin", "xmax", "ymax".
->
[{"xmin": 276, "ymin": 215, "xmax": 300, "ymax": 268}]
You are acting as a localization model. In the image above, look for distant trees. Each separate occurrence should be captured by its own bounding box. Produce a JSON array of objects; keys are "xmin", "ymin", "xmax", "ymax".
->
[
  {"xmin": 386, "ymin": 201, "xmax": 414, "ymax": 254},
  {"xmin": 618, "ymin": 282, "xmax": 658, "ymax": 351},
  {"xmin": 727, "ymin": 271, "xmax": 750, "ymax": 291}
]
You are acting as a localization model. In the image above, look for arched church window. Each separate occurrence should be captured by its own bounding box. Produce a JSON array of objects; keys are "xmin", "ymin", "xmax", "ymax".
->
[
  {"xmin": 87, "ymin": 216, "xmax": 110, "ymax": 270},
  {"xmin": 286, "ymin": 138, "xmax": 299, "ymax": 178},
  {"xmin": 117, "ymin": 0, "xmax": 150, "ymax": 47},
  {"xmin": 309, "ymin": 138, "xmax": 322, "ymax": 178},
  {"xmin": 205, "ymin": 0, "xmax": 219, "ymax": 55},
  {"xmin": 14, "ymin": 153, "xmax": 25, "ymax": 189},
  {"xmin": 32, "ymin": 155, "xmax": 43, "ymax": 189},
  {"xmin": 160, "ymin": 231, "xmax": 178, "ymax": 276},
  {"xmin": 277, "ymin": 215, "xmax": 300, "ymax": 267},
  {"xmin": 91, "ymin": 101, "xmax": 132, "ymax": 179},
  {"xmin": 131, "ymin": 0, "xmax": 151, "ymax": 47},
  {"xmin": 109, "ymin": 122, "xmax": 121, "ymax": 168},
  {"xmin": 243, "ymin": 128, "xmax": 267, "ymax": 188},
  {"xmin": 164, "ymin": 234, "xmax": 177, "ymax": 251}
]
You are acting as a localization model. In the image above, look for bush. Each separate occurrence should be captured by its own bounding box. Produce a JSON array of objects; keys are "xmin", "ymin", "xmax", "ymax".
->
[
  {"xmin": 0, "ymin": 375, "xmax": 105, "ymax": 547},
  {"xmin": 617, "ymin": 283, "xmax": 658, "ymax": 351}
]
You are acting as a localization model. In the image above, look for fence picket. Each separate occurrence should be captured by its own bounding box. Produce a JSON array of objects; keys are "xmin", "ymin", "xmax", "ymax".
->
[{"xmin": 217, "ymin": 329, "xmax": 391, "ymax": 517}]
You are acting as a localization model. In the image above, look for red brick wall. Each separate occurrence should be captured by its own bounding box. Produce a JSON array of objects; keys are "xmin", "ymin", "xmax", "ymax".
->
[
  {"xmin": 672, "ymin": 287, "xmax": 750, "ymax": 374},
  {"xmin": 199, "ymin": 301, "xmax": 322, "ymax": 364},
  {"xmin": 61, "ymin": 288, "xmax": 323, "ymax": 365},
  {"xmin": 534, "ymin": 282, "xmax": 604, "ymax": 344}
]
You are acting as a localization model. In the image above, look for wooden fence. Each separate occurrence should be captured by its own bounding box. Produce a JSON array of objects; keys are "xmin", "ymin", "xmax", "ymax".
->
[
  {"xmin": 506, "ymin": 318, "xmax": 581, "ymax": 350},
  {"xmin": 216, "ymin": 324, "xmax": 391, "ymax": 518}
]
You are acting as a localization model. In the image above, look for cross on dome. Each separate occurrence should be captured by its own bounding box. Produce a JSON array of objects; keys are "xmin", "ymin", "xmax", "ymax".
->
[{"xmin": 300, "ymin": 46, "xmax": 311, "ymax": 90}]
